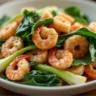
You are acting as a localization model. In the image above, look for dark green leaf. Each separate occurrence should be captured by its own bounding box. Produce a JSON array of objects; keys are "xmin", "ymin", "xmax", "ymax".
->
[
  {"xmin": 51, "ymin": 10, "xmax": 58, "ymax": 16},
  {"xmin": 75, "ymin": 17, "xmax": 87, "ymax": 25},
  {"xmin": 65, "ymin": 6, "xmax": 80, "ymax": 17},
  {"xmin": 29, "ymin": 61, "xmax": 38, "ymax": 67},
  {"xmin": 72, "ymin": 53, "xmax": 91, "ymax": 66},
  {"xmin": 22, "ymin": 70, "xmax": 61, "ymax": 86},
  {"xmin": 16, "ymin": 10, "xmax": 40, "ymax": 46},
  {"xmin": 0, "ymin": 15, "xmax": 10, "ymax": 28},
  {"xmin": 31, "ymin": 18, "xmax": 53, "ymax": 34},
  {"xmin": 89, "ymin": 38, "xmax": 96, "ymax": 62}
]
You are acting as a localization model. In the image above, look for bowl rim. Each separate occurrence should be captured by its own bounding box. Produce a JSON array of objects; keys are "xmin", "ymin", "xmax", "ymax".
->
[{"xmin": 0, "ymin": 0, "xmax": 96, "ymax": 91}]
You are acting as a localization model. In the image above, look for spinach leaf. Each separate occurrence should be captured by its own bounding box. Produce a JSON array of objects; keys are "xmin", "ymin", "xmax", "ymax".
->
[
  {"xmin": 16, "ymin": 10, "xmax": 40, "ymax": 46},
  {"xmin": 31, "ymin": 18, "xmax": 53, "ymax": 34},
  {"xmin": 64, "ymin": 6, "xmax": 89, "ymax": 25},
  {"xmin": 72, "ymin": 53, "xmax": 91, "ymax": 66},
  {"xmin": 0, "ymin": 39, "xmax": 5, "ymax": 51},
  {"xmin": 56, "ymin": 28, "xmax": 96, "ymax": 48},
  {"xmin": 65, "ymin": 6, "xmax": 80, "ymax": 17},
  {"xmin": 0, "ymin": 15, "xmax": 10, "ymax": 28},
  {"xmin": 89, "ymin": 38, "xmax": 96, "ymax": 62},
  {"xmin": 75, "ymin": 17, "xmax": 87, "ymax": 25},
  {"xmin": 22, "ymin": 70, "xmax": 61, "ymax": 86},
  {"xmin": 29, "ymin": 61, "xmax": 38, "ymax": 67}
]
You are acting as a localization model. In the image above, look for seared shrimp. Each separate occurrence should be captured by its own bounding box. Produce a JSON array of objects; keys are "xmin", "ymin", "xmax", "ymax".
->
[
  {"xmin": 88, "ymin": 22, "xmax": 96, "ymax": 32},
  {"xmin": 26, "ymin": 49, "xmax": 48, "ymax": 63},
  {"xmin": 6, "ymin": 55, "xmax": 30, "ymax": 80},
  {"xmin": 85, "ymin": 61, "xmax": 96, "ymax": 79},
  {"xmin": 64, "ymin": 35, "xmax": 89, "ymax": 59},
  {"xmin": 0, "ymin": 22, "xmax": 18, "ymax": 40},
  {"xmin": 53, "ymin": 16, "xmax": 71, "ymax": 33},
  {"xmin": 41, "ymin": 11, "xmax": 53, "ymax": 20},
  {"xmin": 71, "ymin": 22, "xmax": 86, "ymax": 31},
  {"xmin": 1, "ymin": 36, "xmax": 24, "ymax": 57},
  {"xmin": 32, "ymin": 26, "xmax": 58, "ymax": 50},
  {"xmin": 21, "ymin": 7, "xmax": 36, "ymax": 13},
  {"xmin": 66, "ymin": 65, "xmax": 85, "ymax": 75},
  {"xmin": 16, "ymin": 17, "xmax": 22, "ymax": 26},
  {"xmin": 58, "ymin": 12, "xmax": 75, "ymax": 24},
  {"xmin": 48, "ymin": 48, "xmax": 73, "ymax": 69}
]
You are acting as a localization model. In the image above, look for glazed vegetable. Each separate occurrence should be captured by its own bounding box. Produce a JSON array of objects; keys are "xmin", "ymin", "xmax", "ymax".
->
[
  {"xmin": 34, "ymin": 64, "xmax": 87, "ymax": 85},
  {"xmin": 31, "ymin": 18, "xmax": 53, "ymax": 34},
  {"xmin": 16, "ymin": 10, "xmax": 40, "ymax": 46},
  {"xmin": 0, "ymin": 45, "xmax": 37, "ymax": 72},
  {"xmin": 89, "ymin": 38, "xmax": 96, "ymax": 62},
  {"xmin": 23, "ymin": 70, "xmax": 61, "ymax": 86},
  {"xmin": 72, "ymin": 53, "xmax": 91, "ymax": 66}
]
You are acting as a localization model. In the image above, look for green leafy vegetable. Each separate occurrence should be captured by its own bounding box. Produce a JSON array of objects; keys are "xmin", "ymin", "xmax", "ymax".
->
[
  {"xmin": 0, "ymin": 15, "xmax": 10, "ymax": 28},
  {"xmin": 16, "ymin": 10, "xmax": 40, "ymax": 46},
  {"xmin": 65, "ymin": 6, "xmax": 89, "ymax": 24},
  {"xmin": 72, "ymin": 53, "xmax": 91, "ymax": 66},
  {"xmin": 0, "ymin": 45, "xmax": 37, "ymax": 72},
  {"xmin": 0, "ymin": 39, "xmax": 5, "ymax": 51},
  {"xmin": 29, "ymin": 61, "xmax": 37, "ymax": 67},
  {"xmin": 65, "ymin": 6, "xmax": 81, "ymax": 17},
  {"xmin": 34, "ymin": 64, "xmax": 87, "ymax": 85},
  {"xmin": 22, "ymin": 70, "xmax": 61, "ymax": 86},
  {"xmin": 89, "ymin": 38, "xmax": 96, "ymax": 62},
  {"xmin": 31, "ymin": 18, "xmax": 53, "ymax": 34},
  {"xmin": 75, "ymin": 17, "xmax": 88, "ymax": 25}
]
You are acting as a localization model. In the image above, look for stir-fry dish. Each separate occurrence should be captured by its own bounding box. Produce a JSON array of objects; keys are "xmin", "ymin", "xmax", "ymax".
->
[{"xmin": 0, "ymin": 6, "xmax": 96, "ymax": 86}]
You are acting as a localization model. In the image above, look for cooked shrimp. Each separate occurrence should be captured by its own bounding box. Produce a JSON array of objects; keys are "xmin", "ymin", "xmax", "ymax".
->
[
  {"xmin": 88, "ymin": 22, "xmax": 96, "ymax": 32},
  {"xmin": 66, "ymin": 65, "xmax": 85, "ymax": 75},
  {"xmin": 41, "ymin": 11, "xmax": 53, "ymax": 20},
  {"xmin": 1, "ymin": 36, "xmax": 24, "ymax": 57},
  {"xmin": 64, "ymin": 35, "xmax": 89, "ymax": 59},
  {"xmin": 6, "ymin": 55, "xmax": 30, "ymax": 80},
  {"xmin": 26, "ymin": 49, "xmax": 48, "ymax": 63},
  {"xmin": 53, "ymin": 16, "xmax": 71, "ymax": 33},
  {"xmin": 32, "ymin": 26, "xmax": 58, "ymax": 50},
  {"xmin": 91, "ymin": 61, "xmax": 96, "ymax": 68},
  {"xmin": 85, "ymin": 61, "xmax": 96, "ymax": 79},
  {"xmin": 48, "ymin": 48, "xmax": 73, "ymax": 69},
  {"xmin": 16, "ymin": 17, "xmax": 22, "ymax": 26},
  {"xmin": 71, "ymin": 22, "xmax": 86, "ymax": 31},
  {"xmin": 21, "ymin": 7, "xmax": 36, "ymax": 13},
  {"xmin": 58, "ymin": 12, "xmax": 75, "ymax": 24},
  {"xmin": 0, "ymin": 22, "xmax": 18, "ymax": 40}
]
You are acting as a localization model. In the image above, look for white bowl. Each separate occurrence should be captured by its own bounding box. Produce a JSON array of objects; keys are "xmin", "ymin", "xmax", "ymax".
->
[{"xmin": 0, "ymin": 0, "xmax": 96, "ymax": 95}]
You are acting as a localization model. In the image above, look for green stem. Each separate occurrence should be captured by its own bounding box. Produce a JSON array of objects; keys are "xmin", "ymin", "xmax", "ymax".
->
[
  {"xmin": 35, "ymin": 64, "xmax": 87, "ymax": 85},
  {"xmin": 0, "ymin": 45, "xmax": 37, "ymax": 72}
]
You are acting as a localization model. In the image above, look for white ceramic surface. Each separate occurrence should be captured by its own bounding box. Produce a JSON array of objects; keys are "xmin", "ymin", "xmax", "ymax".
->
[{"xmin": 0, "ymin": 0, "xmax": 96, "ymax": 95}]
